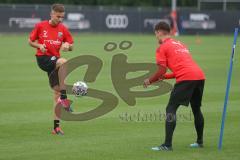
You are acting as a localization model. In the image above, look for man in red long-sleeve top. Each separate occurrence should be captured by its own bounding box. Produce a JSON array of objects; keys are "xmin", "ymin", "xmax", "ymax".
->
[{"xmin": 144, "ymin": 21, "xmax": 205, "ymax": 151}]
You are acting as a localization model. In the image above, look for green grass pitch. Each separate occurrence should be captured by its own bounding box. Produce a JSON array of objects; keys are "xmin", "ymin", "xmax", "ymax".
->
[{"xmin": 0, "ymin": 33, "xmax": 240, "ymax": 160}]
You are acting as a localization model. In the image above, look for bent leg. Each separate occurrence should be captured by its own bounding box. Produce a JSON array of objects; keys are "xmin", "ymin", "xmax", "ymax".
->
[{"xmin": 56, "ymin": 58, "xmax": 67, "ymax": 91}]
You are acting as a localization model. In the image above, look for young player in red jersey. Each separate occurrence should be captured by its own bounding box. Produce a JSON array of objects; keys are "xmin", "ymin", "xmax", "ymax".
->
[
  {"xmin": 28, "ymin": 4, "xmax": 73, "ymax": 135},
  {"xmin": 143, "ymin": 21, "xmax": 205, "ymax": 150}
]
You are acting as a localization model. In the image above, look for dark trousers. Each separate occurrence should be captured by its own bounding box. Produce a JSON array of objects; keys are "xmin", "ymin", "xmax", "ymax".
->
[{"xmin": 164, "ymin": 80, "xmax": 205, "ymax": 147}]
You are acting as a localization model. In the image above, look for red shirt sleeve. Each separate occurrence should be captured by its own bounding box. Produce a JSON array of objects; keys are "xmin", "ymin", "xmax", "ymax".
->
[
  {"xmin": 155, "ymin": 46, "xmax": 167, "ymax": 68},
  {"xmin": 149, "ymin": 64, "xmax": 167, "ymax": 83},
  {"xmin": 63, "ymin": 27, "xmax": 73, "ymax": 44},
  {"xmin": 29, "ymin": 23, "xmax": 39, "ymax": 41}
]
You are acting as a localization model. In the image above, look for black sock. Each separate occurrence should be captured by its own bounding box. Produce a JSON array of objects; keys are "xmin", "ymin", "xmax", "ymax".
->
[
  {"xmin": 60, "ymin": 90, "xmax": 67, "ymax": 99},
  {"xmin": 54, "ymin": 120, "xmax": 60, "ymax": 129}
]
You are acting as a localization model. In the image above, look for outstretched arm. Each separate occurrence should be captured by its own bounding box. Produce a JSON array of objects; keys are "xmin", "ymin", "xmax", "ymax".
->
[
  {"xmin": 163, "ymin": 73, "xmax": 175, "ymax": 79},
  {"xmin": 143, "ymin": 64, "xmax": 167, "ymax": 88}
]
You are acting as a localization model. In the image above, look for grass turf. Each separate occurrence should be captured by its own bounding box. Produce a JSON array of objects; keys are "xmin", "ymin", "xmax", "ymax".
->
[{"xmin": 0, "ymin": 33, "xmax": 240, "ymax": 160}]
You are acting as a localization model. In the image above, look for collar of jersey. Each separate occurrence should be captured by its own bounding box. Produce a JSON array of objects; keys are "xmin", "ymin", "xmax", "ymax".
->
[{"xmin": 48, "ymin": 20, "xmax": 59, "ymax": 27}]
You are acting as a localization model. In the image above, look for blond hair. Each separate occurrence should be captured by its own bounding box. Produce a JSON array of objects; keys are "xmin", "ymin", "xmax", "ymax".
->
[{"xmin": 51, "ymin": 4, "xmax": 65, "ymax": 12}]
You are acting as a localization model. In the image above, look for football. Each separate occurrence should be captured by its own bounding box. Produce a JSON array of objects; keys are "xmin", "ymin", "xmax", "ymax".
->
[{"xmin": 72, "ymin": 81, "xmax": 88, "ymax": 97}]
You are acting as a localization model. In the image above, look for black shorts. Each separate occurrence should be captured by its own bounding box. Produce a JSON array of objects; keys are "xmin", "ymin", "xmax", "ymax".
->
[
  {"xmin": 36, "ymin": 55, "xmax": 60, "ymax": 88},
  {"xmin": 168, "ymin": 80, "xmax": 205, "ymax": 107}
]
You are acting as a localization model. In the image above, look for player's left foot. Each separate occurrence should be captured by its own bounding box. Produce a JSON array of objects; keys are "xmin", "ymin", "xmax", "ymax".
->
[
  {"xmin": 57, "ymin": 98, "xmax": 73, "ymax": 112},
  {"xmin": 52, "ymin": 127, "xmax": 64, "ymax": 135},
  {"xmin": 57, "ymin": 98, "xmax": 70, "ymax": 107},
  {"xmin": 151, "ymin": 144, "xmax": 173, "ymax": 151},
  {"xmin": 190, "ymin": 142, "xmax": 203, "ymax": 148}
]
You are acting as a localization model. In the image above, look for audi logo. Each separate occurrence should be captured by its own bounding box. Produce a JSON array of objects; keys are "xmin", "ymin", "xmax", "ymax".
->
[{"xmin": 105, "ymin": 14, "xmax": 128, "ymax": 29}]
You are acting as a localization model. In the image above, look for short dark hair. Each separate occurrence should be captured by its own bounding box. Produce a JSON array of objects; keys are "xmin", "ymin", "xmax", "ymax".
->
[
  {"xmin": 154, "ymin": 21, "xmax": 171, "ymax": 33},
  {"xmin": 51, "ymin": 4, "xmax": 65, "ymax": 12}
]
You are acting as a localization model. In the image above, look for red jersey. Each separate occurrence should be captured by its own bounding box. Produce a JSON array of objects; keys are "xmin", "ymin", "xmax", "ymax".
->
[
  {"xmin": 29, "ymin": 20, "xmax": 73, "ymax": 57},
  {"xmin": 156, "ymin": 38, "xmax": 205, "ymax": 83}
]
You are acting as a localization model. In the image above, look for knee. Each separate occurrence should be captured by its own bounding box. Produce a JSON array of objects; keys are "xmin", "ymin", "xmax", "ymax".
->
[
  {"xmin": 166, "ymin": 104, "xmax": 178, "ymax": 114},
  {"xmin": 166, "ymin": 104, "xmax": 178, "ymax": 122},
  {"xmin": 56, "ymin": 58, "xmax": 67, "ymax": 67}
]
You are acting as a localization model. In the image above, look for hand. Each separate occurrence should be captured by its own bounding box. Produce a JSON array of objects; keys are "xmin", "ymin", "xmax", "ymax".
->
[
  {"xmin": 38, "ymin": 44, "xmax": 47, "ymax": 53},
  {"xmin": 158, "ymin": 77, "xmax": 164, "ymax": 82},
  {"xmin": 143, "ymin": 79, "xmax": 150, "ymax": 88},
  {"xmin": 61, "ymin": 42, "xmax": 70, "ymax": 52}
]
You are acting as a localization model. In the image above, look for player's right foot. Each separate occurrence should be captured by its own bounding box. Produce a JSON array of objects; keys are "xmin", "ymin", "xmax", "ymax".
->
[
  {"xmin": 52, "ymin": 127, "xmax": 64, "ymax": 135},
  {"xmin": 190, "ymin": 142, "xmax": 203, "ymax": 148},
  {"xmin": 151, "ymin": 144, "xmax": 173, "ymax": 151}
]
